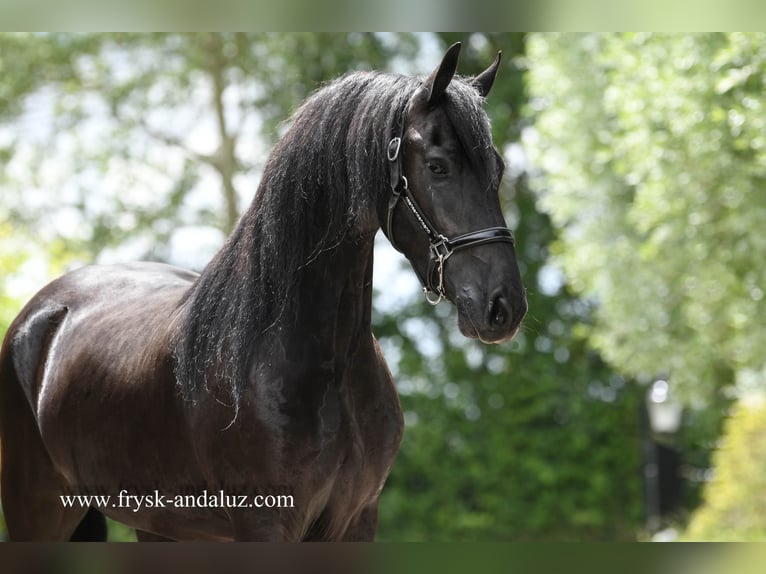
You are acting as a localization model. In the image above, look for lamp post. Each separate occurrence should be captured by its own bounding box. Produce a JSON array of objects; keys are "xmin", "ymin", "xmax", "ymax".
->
[
  {"xmin": 647, "ymin": 379, "xmax": 683, "ymax": 435},
  {"xmin": 643, "ymin": 378, "xmax": 683, "ymax": 534}
]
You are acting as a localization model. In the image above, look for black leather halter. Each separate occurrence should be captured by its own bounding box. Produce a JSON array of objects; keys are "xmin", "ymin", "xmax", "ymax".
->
[{"xmin": 385, "ymin": 100, "xmax": 516, "ymax": 305}]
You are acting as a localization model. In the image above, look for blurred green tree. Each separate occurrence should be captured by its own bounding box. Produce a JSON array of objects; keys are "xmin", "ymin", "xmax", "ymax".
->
[
  {"xmin": 0, "ymin": 223, "xmax": 26, "ymax": 340},
  {"xmin": 683, "ymin": 395, "xmax": 766, "ymax": 540},
  {"xmin": 1, "ymin": 33, "xmax": 416, "ymax": 263},
  {"xmin": 525, "ymin": 33, "xmax": 766, "ymax": 407}
]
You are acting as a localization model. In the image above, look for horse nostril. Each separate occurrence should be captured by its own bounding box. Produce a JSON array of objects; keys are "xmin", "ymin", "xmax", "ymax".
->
[{"xmin": 487, "ymin": 292, "xmax": 510, "ymax": 329}]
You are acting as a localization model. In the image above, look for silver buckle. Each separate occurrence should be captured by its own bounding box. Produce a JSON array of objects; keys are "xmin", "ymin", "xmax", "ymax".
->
[{"xmin": 429, "ymin": 236, "xmax": 452, "ymax": 261}]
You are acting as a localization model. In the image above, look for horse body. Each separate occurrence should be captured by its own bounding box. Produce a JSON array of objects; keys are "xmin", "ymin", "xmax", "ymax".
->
[
  {"xmin": 0, "ymin": 43, "xmax": 526, "ymax": 541},
  {"xmin": 2, "ymin": 243, "xmax": 401, "ymax": 540}
]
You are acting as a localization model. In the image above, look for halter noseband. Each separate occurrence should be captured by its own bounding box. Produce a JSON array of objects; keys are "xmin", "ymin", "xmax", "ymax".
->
[{"xmin": 385, "ymin": 98, "xmax": 516, "ymax": 305}]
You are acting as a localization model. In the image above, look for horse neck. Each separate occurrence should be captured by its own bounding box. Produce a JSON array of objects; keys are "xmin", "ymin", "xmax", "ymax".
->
[{"xmin": 284, "ymin": 231, "xmax": 377, "ymax": 362}]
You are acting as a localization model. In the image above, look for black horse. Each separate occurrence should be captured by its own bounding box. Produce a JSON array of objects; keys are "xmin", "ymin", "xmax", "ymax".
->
[{"xmin": 0, "ymin": 42, "xmax": 526, "ymax": 541}]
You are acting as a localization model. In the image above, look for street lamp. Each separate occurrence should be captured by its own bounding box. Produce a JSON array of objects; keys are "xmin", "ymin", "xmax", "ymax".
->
[
  {"xmin": 643, "ymin": 378, "xmax": 683, "ymax": 536},
  {"xmin": 647, "ymin": 379, "xmax": 683, "ymax": 435}
]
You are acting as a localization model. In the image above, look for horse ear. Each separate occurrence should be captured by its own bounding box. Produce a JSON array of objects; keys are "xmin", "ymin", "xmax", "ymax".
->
[
  {"xmin": 473, "ymin": 51, "xmax": 502, "ymax": 98},
  {"xmin": 425, "ymin": 42, "xmax": 462, "ymax": 106}
]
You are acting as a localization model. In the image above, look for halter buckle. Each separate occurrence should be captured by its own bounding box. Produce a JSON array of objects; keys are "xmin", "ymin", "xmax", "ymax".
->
[{"xmin": 429, "ymin": 236, "xmax": 453, "ymax": 261}]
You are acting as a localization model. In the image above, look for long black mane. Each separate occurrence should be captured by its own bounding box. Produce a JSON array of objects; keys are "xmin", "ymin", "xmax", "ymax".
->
[{"xmin": 173, "ymin": 70, "xmax": 498, "ymax": 405}]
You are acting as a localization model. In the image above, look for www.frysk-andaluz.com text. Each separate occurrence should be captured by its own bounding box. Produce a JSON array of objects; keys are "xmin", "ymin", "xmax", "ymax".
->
[{"xmin": 60, "ymin": 489, "xmax": 295, "ymax": 513}]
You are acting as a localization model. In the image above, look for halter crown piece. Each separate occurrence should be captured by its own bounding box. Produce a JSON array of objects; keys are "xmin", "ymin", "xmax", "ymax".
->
[{"xmin": 385, "ymin": 97, "xmax": 516, "ymax": 306}]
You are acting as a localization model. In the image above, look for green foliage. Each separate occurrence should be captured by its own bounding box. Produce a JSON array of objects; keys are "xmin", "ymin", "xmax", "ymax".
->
[
  {"xmin": 683, "ymin": 395, "xmax": 766, "ymax": 541},
  {"xmin": 250, "ymin": 33, "xmax": 418, "ymax": 137},
  {"xmin": 0, "ymin": 222, "xmax": 27, "ymax": 336},
  {"xmin": 0, "ymin": 34, "xmax": 104, "ymax": 121},
  {"xmin": 1, "ymin": 33, "xmax": 416, "ymax": 262},
  {"xmin": 525, "ymin": 33, "xmax": 766, "ymax": 405},
  {"xmin": 376, "ymin": 310, "xmax": 643, "ymax": 540}
]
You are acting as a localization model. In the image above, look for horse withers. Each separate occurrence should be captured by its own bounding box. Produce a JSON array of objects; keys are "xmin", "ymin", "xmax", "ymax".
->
[{"xmin": 0, "ymin": 42, "xmax": 526, "ymax": 541}]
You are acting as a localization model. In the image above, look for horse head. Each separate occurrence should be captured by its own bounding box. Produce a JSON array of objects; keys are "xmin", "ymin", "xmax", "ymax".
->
[{"xmin": 383, "ymin": 42, "xmax": 527, "ymax": 343}]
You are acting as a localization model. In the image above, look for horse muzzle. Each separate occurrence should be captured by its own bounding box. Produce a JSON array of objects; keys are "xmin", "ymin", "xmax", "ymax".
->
[{"xmin": 456, "ymin": 285, "xmax": 526, "ymax": 344}]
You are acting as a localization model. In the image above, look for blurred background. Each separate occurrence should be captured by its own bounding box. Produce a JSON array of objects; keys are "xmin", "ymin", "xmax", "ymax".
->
[{"xmin": 0, "ymin": 33, "xmax": 764, "ymax": 542}]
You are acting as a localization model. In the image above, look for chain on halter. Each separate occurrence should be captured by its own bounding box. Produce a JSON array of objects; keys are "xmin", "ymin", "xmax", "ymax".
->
[{"xmin": 385, "ymin": 97, "xmax": 515, "ymax": 305}]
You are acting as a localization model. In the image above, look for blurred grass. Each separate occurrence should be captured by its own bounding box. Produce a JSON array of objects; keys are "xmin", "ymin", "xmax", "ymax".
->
[{"xmin": 106, "ymin": 518, "xmax": 136, "ymax": 542}]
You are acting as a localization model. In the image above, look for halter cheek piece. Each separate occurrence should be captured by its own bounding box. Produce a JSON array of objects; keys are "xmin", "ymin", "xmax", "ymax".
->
[{"xmin": 385, "ymin": 102, "xmax": 516, "ymax": 305}]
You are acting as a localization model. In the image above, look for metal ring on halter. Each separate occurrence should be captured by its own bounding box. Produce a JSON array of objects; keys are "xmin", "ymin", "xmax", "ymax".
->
[
  {"xmin": 424, "ymin": 287, "xmax": 443, "ymax": 306},
  {"xmin": 387, "ymin": 136, "xmax": 402, "ymax": 162}
]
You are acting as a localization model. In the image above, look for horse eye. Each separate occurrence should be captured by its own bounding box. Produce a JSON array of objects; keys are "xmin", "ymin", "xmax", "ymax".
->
[{"xmin": 427, "ymin": 161, "xmax": 448, "ymax": 176}]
